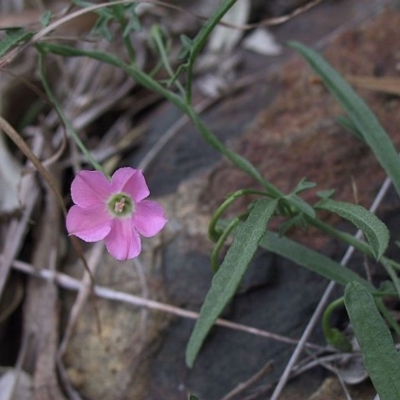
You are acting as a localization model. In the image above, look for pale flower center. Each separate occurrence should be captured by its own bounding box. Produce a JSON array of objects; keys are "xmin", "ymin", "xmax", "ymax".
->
[
  {"xmin": 114, "ymin": 197, "xmax": 126, "ymax": 213},
  {"xmin": 107, "ymin": 193, "xmax": 134, "ymax": 218}
]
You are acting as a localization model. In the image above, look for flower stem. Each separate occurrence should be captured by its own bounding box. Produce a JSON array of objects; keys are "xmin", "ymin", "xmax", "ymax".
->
[
  {"xmin": 37, "ymin": 41, "xmax": 287, "ymax": 197},
  {"xmin": 37, "ymin": 51, "xmax": 108, "ymax": 177}
]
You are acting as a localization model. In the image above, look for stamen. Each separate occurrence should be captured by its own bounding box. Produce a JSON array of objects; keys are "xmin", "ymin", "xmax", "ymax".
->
[{"xmin": 114, "ymin": 196, "xmax": 126, "ymax": 213}]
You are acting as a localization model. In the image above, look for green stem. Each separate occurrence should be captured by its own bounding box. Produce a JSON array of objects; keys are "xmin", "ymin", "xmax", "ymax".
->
[
  {"xmin": 38, "ymin": 43, "xmax": 284, "ymax": 196},
  {"xmin": 185, "ymin": 0, "xmax": 238, "ymax": 104},
  {"xmin": 113, "ymin": 4, "xmax": 136, "ymax": 64},
  {"xmin": 381, "ymin": 258, "xmax": 400, "ymax": 300},
  {"xmin": 211, "ymin": 217, "xmax": 240, "ymax": 273},
  {"xmin": 376, "ymin": 298, "xmax": 400, "ymax": 337},
  {"xmin": 37, "ymin": 51, "xmax": 108, "ymax": 177},
  {"xmin": 385, "ymin": 258, "xmax": 400, "ymax": 272},
  {"xmin": 184, "ymin": 105, "xmax": 283, "ymax": 197},
  {"xmin": 123, "ymin": 34, "xmax": 136, "ymax": 64},
  {"xmin": 322, "ymin": 297, "xmax": 352, "ymax": 352},
  {"xmin": 151, "ymin": 25, "xmax": 185, "ymax": 96},
  {"xmin": 208, "ymin": 189, "xmax": 269, "ymax": 241},
  {"xmin": 305, "ymin": 216, "xmax": 400, "ymax": 299},
  {"xmin": 306, "ymin": 216, "xmax": 374, "ymax": 257}
]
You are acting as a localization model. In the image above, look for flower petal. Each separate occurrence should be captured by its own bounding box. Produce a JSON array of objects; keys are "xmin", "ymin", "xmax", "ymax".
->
[
  {"xmin": 71, "ymin": 170, "xmax": 111, "ymax": 208},
  {"xmin": 111, "ymin": 167, "xmax": 149, "ymax": 202},
  {"xmin": 133, "ymin": 200, "xmax": 167, "ymax": 237},
  {"xmin": 104, "ymin": 218, "xmax": 141, "ymax": 260},
  {"xmin": 66, "ymin": 205, "xmax": 112, "ymax": 242}
]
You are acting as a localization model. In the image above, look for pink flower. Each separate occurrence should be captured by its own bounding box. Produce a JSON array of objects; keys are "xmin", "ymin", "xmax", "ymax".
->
[{"xmin": 66, "ymin": 167, "xmax": 167, "ymax": 260}]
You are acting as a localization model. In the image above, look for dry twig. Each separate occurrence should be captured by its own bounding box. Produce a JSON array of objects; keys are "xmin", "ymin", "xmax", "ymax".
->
[
  {"xmin": 9, "ymin": 257, "xmax": 325, "ymax": 351},
  {"xmin": 220, "ymin": 360, "xmax": 274, "ymax": 400}
]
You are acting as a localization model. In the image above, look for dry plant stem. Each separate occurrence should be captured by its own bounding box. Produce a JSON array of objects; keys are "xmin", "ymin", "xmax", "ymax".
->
[
  {"xmin": 0, "ymin": 192, "xmax": 38, "ymax": 300},
  {"xmin": 291, "ymin": 352, "xmax": 353, "ymax": 379},
  {"xmin": 0, "ymin": 115, "xmax": 98, "ymax": 387},
  {"xmin": 56, "ymin": 242, "xmax": 103, "ymax": 400},
  {"xmin": 293, "ymin": 352, "xmax": 358, "ymax": 398},
  {"xmin": 270, "ymin": 176, "xmax": 392, "ymax": 400},
  {"xmin": 5, "ymin": 329, "xmax": 33, "ymax": 400},
  {"xmin": 219, "ymin": 0, "xmax": 324, "ymax": 29},
  {"xmin": 220, "ymin": 360, "xmax": 274, "ymax": 400},
  {"xmin": 9, "ymin": 258, "xmax": 324, "ymax": 351},
  {"xmin": 24, "ymin": 125, "xmax": 67, "ymax": 171},
  {"xmin": 133, "ymin": 257, "xmax": 151, "ymax": 345},
  {"xmin": 71, "ymin": 80, "xmax": 134, "ymax": 133},
  {"xmin": 13, "ymin": 329, "xmax": 31, "ymax": 391},
  {"xmin": 57, "ymin": 242, "xmax": 104, "ymax": 359},
  {"xmin": 22, "ymin": 173, "xmax": 66, "ymax": 399},
  {"xmin": 100, "ymin": 116, "xmax": 144, "ymax": 162},
  {"xmin": 0, "ymin": 133, "xmax": 40, "ymax": 301},
  {"xmin": 3, "ymin": 0, "xmax": 194, "ymax": 61},
  {"xmin": 0, "ymin": 115, "xmax": 94, "ymax": 288},
  {"xmin": 334, "ymin": 367, "xmax": 353, "ymax": 400},
  {"xmin": 138, "ymin": 59, "xmax": 292, "ymax": 172},
  {"xmin": 0, "ymin": 116, "xmax": 66, "ymax": 215},
  {"xmin": 56, "ymin": 361, "xmax": 83, "ymax": 400},
  {"xmin": 0, "ymin": 68, "xmax": 69, "ymax": 170},
  {"xmin": 0, "ymin": 0, "xmax": 322, "ymax": 49}
]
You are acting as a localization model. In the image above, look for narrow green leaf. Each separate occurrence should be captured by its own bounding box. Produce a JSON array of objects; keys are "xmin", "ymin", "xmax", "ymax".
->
[
  {"xmin": 292, "ymin": 178, "xmax": 317, "ymax": 194},
  {"xmin": 0, "ymin": 29, "xmax": 33, "ymax": 58},
  {"xmin": 258, "ymin": 231, "xmax": 372, "ymax": 288},
  {"xmin": 345, "ymin": 282, "xmax": 400, "ymax": 400},
  {"xmin": 178, "ymin": 34, "xmax": 193, "ymax": 59},
  {"xmin": 316, "ymin": 189, "xmax": 335, "ymax": 200},
  {"xmin": 188, "ymin": 0, "xmax": 237, "ymax": 63},
  {"xmin": 185, "ymin": 199, "xmax": 278, "ymax": 368},
  {"xmin": 123, "ymin": 4, "xmax": 141, "ymax": 35},
  {"xmin": 40, "ymin": 10, "xmax": 52, "ymax": 27},
  {"xmin": 316, "ymin": 199, "xmax": 389, "ymax": 260},
  {"xmin": 184, "ymin": 0, "xmax": 237, "ymax": 101},
  {"xmin": 38, "ymin": 42, "xmax": 124, "ymax": 68},
  {"xmin": 290, "ymin": 41, "xmax": 400, "ymax": 197},
  {"xmin": 278, "ymin": 213, "xmax": 308, "ymax": 236}
]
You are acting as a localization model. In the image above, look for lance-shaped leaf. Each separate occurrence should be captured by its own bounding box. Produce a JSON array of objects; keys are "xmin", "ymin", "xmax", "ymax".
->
[
  {"xmin": 316, "ymin": 199, "xmax": 389, "ymax": 260},
  {"xmin": 345, "ymin": 282, "xmax": 400, "ymax": 400},
  {"xmin": 185, "ymin": 199, "xmax": 278, "ymax": 368},
  {"xmin": 290, "ymin": 42, "xmax": 400, "ymax": 198},
  {"xmin": 258, "ymin": 231, "xmax": 372, "ymax": 288}
]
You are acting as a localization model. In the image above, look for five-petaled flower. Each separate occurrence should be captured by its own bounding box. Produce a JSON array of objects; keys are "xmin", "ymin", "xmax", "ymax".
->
[{"xmin": 66, "ymin": 167, "xmax": 167, "ymax": 260}]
